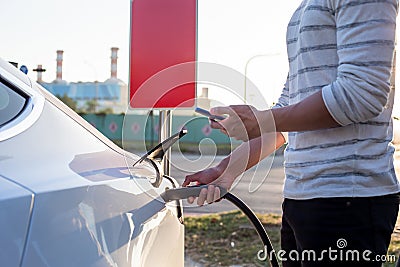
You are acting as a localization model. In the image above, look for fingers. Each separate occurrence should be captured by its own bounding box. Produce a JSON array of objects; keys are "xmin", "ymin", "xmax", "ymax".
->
[
  {"xmin": 209, "ymin": 105, "xmax": 266, "ymax": 141},
  {"xmin": 182, "ymin": 168, "xmax": 225, "ymax": 206},
  {"xmin": 206, "ymin": 185, "xmax": 215, "ymax": 204},
  {"xmin": 197, "ymin": 188, "xmax": 208, "ymax": 206},
  {"xmin": 214, "ymin": 186, "xmax": 221, "ymax": 202},
  {"xmin": 209, "ymin": 115, "xmax": 230, "ymax": 137},
  {"xmin": 210, "ymin": 106, "xmax": 234, "ymax": 117},
  {"xmin": 210, "ymin": 119, "xmax": 224, "ymax": 130},
  {"xmin": 187, "ymin": 196, "xmax": 195, "ymax": 204},
  {"xmin": 209, "ymin": 106, "xmax": 249, "ymax": 141},
  {"xmin": 194, "ymin": 185, "xmax": 222, "ymax": 206}
]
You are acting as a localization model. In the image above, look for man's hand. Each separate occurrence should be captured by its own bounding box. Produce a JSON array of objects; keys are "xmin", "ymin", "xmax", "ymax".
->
[
  {"xmin": 209, "ymin": 105, "xmax": 274, "ymax": 141},
  {"xmin": 183, "ymin": 166, "xmax": 235, "ymax": 206},
  {"xmin": 182, "ymin": 132, "xmax": 285, "ymax": 206}
]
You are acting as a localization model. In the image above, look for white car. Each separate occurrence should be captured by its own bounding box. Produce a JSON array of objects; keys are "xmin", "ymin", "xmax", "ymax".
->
[{"xmin": 0, "ymin": 58, "xmax": 184, "ymax": 267}]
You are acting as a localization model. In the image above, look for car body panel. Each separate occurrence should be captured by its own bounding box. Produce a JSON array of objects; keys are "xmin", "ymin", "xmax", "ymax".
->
[
  {"xmin": 0, "ymin": 59, "xmax": 184, "ymax": 266},
  {"xmin": 0, "ymin": 177, "xmax": 33, "ymax": 267},
  {"xmin": 20, "ymin": 179, "xmax": 183, "ymax": 267}
]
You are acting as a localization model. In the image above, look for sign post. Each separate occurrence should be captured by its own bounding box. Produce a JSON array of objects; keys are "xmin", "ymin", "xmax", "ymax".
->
[
  {"xmin": 129, "ymin": 0, "xmax": 197, "ymax": 175},
  {"xmin": 158, "ymin": 110, "xmax": 172, "ymax": 175}
]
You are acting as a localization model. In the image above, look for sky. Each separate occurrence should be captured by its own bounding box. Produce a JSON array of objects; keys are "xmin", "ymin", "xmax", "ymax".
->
[
  {"xmin": 0, "ymin": 0, "xmax": 299, "ymax": 107},
  {"xmin": 0, "ymin": 0, "xmax": 399, "ymax": 115},
  {"xmin": 0, "ymin": 0, "xmax": 131, "ymax": 83}
]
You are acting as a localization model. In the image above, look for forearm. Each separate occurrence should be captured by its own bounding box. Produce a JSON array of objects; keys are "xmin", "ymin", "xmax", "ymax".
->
[
  {"xmin": 270, "ymin": 91, "xmax": 339, "ymax": 132},
  {"xmin": 216, "ymin": 132, "xmax": 285, "ymax": 178}
]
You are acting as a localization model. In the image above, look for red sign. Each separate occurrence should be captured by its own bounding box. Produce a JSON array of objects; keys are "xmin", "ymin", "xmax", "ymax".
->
[{"xmin": 129, "ymin": 0, "xmax": 197, "ymax": 109}]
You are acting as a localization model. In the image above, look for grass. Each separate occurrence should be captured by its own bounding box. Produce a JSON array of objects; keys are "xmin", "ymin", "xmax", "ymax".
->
[
  {"xmin": 184, "ymin": 210, "xmax": 400, "ymax": 267},
  {"xmin": 184, "ymin": 210, "xmax": 281, "ymax": 267}
]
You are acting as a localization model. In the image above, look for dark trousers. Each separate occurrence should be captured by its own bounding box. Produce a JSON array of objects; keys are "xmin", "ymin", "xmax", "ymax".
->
[{"xmin": 280, "ymin": 194, "xmax": 399, "ymax": 267}]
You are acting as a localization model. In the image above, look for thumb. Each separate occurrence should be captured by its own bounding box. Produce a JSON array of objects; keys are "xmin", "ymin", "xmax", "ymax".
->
[
  {"xmin": 210, "ymin": 106, "xmax": 234, "ymax": 116},
  {"xmin": 182, "ymin": 173, "xmax": 199, "ymax": 187}
]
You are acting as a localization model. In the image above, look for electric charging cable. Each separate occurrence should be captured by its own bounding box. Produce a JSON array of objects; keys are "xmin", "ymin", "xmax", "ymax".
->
[{"xmin": 160, "ymin": 185, "xmax": 280, "ymax": 267}]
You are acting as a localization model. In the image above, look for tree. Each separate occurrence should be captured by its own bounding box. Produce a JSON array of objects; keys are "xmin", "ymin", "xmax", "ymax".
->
[
  {"xmin": 57, "ymin": 94, "xmax": 77, "ymax": 112},
  {"xmin": 97, "ymin": 107, "xmax": 114, "ymax": 115},
  {"xmin": 85, "ymin": 99, "xmax": 98, "ymax": 113}
]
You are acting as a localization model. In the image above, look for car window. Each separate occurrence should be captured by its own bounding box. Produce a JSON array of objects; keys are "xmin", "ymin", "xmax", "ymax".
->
[{"xmin": 0, "ymin": 80, "xmax": 29, "ymax": 127}]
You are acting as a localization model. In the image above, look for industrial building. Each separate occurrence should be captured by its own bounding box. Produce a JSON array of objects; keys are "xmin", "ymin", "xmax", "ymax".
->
[{"xmin": 37, "ymin": 48, "xmax": 128, "ymax": 113}]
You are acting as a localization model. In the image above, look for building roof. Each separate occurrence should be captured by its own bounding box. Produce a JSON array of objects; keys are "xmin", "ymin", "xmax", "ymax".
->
[{"xmin": 42, "ymin": 81, "xmax": 122, "ymax": 101}]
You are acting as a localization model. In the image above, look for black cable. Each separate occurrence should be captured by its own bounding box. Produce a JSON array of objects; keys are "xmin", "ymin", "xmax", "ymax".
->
[
  {"xmin": 163, "ymin": 174, "xmax": 184, "ymax": 222},
  {"xmin": 161, "ymin": 186, "xmax": 280, "ymax": 266},
  {"xmin": 223, "ymin": 192, "xmax": 280, "ymax": 267}
]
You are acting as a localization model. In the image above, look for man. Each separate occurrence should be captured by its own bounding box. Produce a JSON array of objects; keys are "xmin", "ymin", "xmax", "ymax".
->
[{"xmin": 183, "ymin": 0, "xmax": 400, "ymax": 266}]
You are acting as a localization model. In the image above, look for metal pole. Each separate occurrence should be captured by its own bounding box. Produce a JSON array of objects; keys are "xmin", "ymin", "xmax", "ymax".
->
[
  {"xmin": 159, "ymin": 110, "xmax": 172, "ymax": 176},
  {"xmin": 150, "ymin": 110, "xmax": 154, "ymax": 148}
]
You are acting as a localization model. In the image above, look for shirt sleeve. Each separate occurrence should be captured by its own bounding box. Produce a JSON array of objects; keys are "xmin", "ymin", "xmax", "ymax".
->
[{"xmin": 322, "ymin": 0, "xmax": 397, "ymax": 126}]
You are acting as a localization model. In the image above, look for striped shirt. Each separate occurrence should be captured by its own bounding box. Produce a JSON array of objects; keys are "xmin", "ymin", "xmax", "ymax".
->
[{"xmin": 276, "ymin": 0, "xmax": 400, "ymax": 199}]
